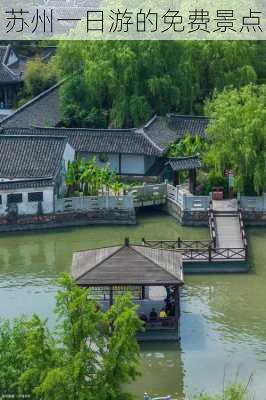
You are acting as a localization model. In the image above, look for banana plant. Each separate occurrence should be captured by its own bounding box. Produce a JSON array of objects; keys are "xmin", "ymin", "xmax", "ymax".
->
[
  {"xmin": 65, "ymin": 162, "xmax": 76, "ymax": 196},
  {"xmin": 111, "ymin": 180, "xmax": 123, "ymax": 198}
]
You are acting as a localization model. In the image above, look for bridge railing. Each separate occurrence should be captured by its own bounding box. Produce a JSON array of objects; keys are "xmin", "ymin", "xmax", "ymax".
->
[
  {"xmin": 208, "ymin": 200, "xmax": 217, "ymax": 248},
  {"xmin": 142, "ymin": 239, "xmax": 247, "ymax": 262},
  {"xmin": 142, "ymin": 238, "xmax": 212, "ymax": 250},
  {"xmin": 167, "ymin": 184, "xmax": 211, "ymax": 211},
  {"xmin": 238, "ymin": 202, "xmax": 248, "ymax": 260},
  {"xmin": 126, "ymin": 183, "xmax": 167, "ymax": 206},
  {"xmin": 183, "ymin": 247, "xmax": 247, "ymax": 261}
]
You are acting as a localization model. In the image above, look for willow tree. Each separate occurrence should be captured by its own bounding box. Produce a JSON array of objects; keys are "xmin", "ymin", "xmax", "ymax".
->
[
  {"xmin": 56, "ymin": 41, "xmax": 182, "ymax": 128},
  {"xmin": 56, "ymin": 40, "xmax": 260, "ymax": 128},
  {"xmin": 0, "ymin": 275, "xmax": 142, "ymax": 400},
  {"xmin": 205, "ymin": 84, "xmax": 266, "ymax": 195}
]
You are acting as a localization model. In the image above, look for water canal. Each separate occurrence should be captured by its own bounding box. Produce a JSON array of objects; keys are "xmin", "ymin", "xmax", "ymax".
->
[{"xmin": 0, "ymin": 210, "xmax": 265, "ymax": 399}]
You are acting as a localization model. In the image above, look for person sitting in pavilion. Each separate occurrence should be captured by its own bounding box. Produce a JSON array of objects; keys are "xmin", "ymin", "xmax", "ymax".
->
[
  {"xmin": 139, "ymin": 312, "xmax": 148, "ymax": 324},
  {"xmin": 149, "ymin": 308, "xmax": 158, "ymax": 321},
  {"xmin": 159, "ymin": 307, "xmax": 167, "ymax": 319}
]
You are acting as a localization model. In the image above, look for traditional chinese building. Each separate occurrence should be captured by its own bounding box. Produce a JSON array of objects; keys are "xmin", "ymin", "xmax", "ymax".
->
[
  {"xmin": 0, "ymin": 44, "xmax": 56, "ymax": 120},
  {"xmin": 0, "ymin": 125, "xmax": 203, "ymax": 183},
  {"xmin": 0, "ymin": 80, "xmax": 208, "ymax": 182},
  {"xmin": 0, "ymin": 45, "xmax": 24, "ymax": 114},
  {"xmin": 0, "ymin": 134, "xmax": 75, "ymax": 216}
]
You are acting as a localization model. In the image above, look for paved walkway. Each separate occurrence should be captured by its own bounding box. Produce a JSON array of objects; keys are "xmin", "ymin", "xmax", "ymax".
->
[
  {"xmin": 212, "ymin": 199, "xmax": 238, "ymax": 212},
  {"xmin": 212, "ymin": 199, "xmax": 243, "ymax": 249}
]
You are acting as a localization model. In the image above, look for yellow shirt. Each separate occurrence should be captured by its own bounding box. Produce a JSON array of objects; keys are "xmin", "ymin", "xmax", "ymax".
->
[{"xmin": 159, "ymin": 310, "xmax": 167, "ymax": 318}]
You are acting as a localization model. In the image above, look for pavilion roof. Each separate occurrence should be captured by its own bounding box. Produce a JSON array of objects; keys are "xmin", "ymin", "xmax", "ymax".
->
[{"xmin": 72, "ymin": 241, "xmax": 184, "ymax": 287}]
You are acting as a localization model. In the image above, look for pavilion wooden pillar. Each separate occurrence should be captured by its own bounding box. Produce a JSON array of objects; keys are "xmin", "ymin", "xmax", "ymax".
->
[
  {"xmin": 189, "ymin": 169, "xmax": 197, "ymax": 194},
  {"xmin": 109, "ymin": 286, "xmax": 114, "ymax": 307},
  {"xmin": 174, "ymin": 285, "xmax": 181, "ymax": 339},
  {"xmin": 173, "ymin": 171, "xmax": 180, "ymax": 187},
  {"xmin": 174, "ymin": 286, "xmax": 180, "ymax": 319}
]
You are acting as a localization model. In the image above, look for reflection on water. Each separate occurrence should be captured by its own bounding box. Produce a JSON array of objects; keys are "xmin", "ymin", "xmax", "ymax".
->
[
  {"xmin": 0, "ymin": 211, "xmax": 266, "ymax": 399},
  {"xmin": 128, "ymin": 342, "xmax": 185, "ymax": 399}
]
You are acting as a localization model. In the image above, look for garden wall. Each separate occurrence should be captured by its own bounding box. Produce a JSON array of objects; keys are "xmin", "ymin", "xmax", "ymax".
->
[
  {"xmin": 0, "ymin": 208, "xmax": 136, "ymax": 233},
  {"xmin": 240, "ymin": 194, "xmax": 266, "ymax": 226},
  {"xmin": 242, "ymin": 210, "xmax": 266, "ymax": 226},
  {"xmin": 163, "ymin": 198, "xmax": 209, "ymax": 227}
]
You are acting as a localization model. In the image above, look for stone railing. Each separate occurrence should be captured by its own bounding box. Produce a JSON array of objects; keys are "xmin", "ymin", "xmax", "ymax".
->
[
  {"xmin": 239, "ymin": 194, "xmax": 266, "ymax": 212},
  {"xmin": 167, "ymin": 184, "xmax": 211, "ymax": 211},
  {"xmin": 55, "ymin": 194, "xmax": 134, "ymax": 213},
  {"xmin": 125, "ymin": 183, "xmax": 167, "ymax": 207}
]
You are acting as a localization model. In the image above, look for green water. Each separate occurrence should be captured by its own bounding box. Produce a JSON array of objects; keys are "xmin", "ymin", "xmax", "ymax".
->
[{"xmin": 0, "ymin": 210, "xmax": 266, "ymax": 399}]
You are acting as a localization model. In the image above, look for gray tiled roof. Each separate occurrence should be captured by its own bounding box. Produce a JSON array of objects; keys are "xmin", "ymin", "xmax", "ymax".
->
[
  {"xmin": 0, "ymin": 47, "xmax": 7, "ymax": 63},
  {"xmin": 0, "ymin": 113, "xmax": 10, "ymax": 122},
  {"xmin": 143, "ymin": 115, "xmax": 178, "ymax": 151},
  {"xmin": 144, "ymin": 114, "xmax": 210, "ymax": 150},
  {"xmin": 0, "ymin": 135, "xmax": 67, "ymax": 180},
  {"xmin": 0, "ymin": 82, "xmax": 62, "ymax": 128},
  {"xmin": 167, "ymin": 114, "xmax": 209, "ymax": 138},
  {"xmin": 166, "ymin": 156, "xmax": 202, "ymax": 171},
  {"xmin": 1, "ymin": 126, "xmax": 163, "ymax": 156},
  {"xmin": 0, "ymin": 46, "xmax": 22, "ymax": 83},
  {"xmin": 0, "ymin": 178, "xmax": 54, "ymax": 190},
  {"xmin": 0, "ymin": 64, "xmax": 21, "ymax": 83}
]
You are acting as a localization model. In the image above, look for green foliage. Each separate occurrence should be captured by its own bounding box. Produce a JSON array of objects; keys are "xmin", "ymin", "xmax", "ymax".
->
[
  {"xmin": 111, "ymin": 179, "xmax": 124, "ymax": 198},
  {"xmin": 205, "ymin": 84, "xmax": 266, "ymax": 195},
  {"xmin": 197, "ymin": 170, "xmax": 228, "ymax": 196},
  {"xmin": 65, "ymin": 157, "xmax": 122, "ymax": 197},
  {"xmin": 0, "ymin": 274, "xmax": 142, "ymax": 400},
  {"xmin": 196, "ymin": 383, "xmax": 248, "ymax": 400},
  {"xmin": 56, "ymin": 41, "xmax": 260, "ymax": 128},
  {"xmin": 18, "ymin": 57, "xmax": 58, "ymax": 105},
  {"xmin": 168, "ymin": 134, "xmax": 207, "ymax": 158}
]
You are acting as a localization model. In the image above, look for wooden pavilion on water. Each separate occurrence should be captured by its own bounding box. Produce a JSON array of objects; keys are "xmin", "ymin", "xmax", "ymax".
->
[{"xmin": 71, "ymin": 238, "xmax": 184, "ymax": 342}]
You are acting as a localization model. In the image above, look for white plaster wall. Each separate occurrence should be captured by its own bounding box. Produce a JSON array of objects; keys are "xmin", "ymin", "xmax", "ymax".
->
[
  {"xmin": 121, "ymin": 155, "xmax": 145, "ymax": 175},
  {"xmin": 63, "ymin": 143, "xmax": 75, "ymax": 169},
  {"xmin": 57, "ymin": 143, "xmax": 76, "ymax": 196},
  {"xmin": 0, "ymin": 143, "xmax": 75, "ymax": 216},
  {"xmin": 81, "ymin": 153, "xmax": 120, "ymax": 173},
  {"xmin": 6, "ymin": 49, "xmax": 18, "ymax": 66},
  {"xmin": 0, "ymin": 187, "xmax": 54, "ymax": 216}
]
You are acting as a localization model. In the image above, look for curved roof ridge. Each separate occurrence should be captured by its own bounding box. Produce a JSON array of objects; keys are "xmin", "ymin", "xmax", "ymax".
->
[
  {"xmin": 0, "ymin": 45, "xmax": 9, "ymax": 64},
  {"xmin": 167, "ymin": 113, "xmax": 210, "ymax": 120},
  {"xmin": 167, "ymin": 155, "xmax": 200, "ymax": 160},
  {"xmin": 138, "ymin": 127, "xmax": 164, "ymax": 153},
  {"xmin": 143, "ymin": 113, "xmax": 157, "ymax": 129},
  {"xmin": 34, "ymin": 126, "xmax": 136, "ymax": 133},
  {"xmin": 1, "ymin": 133, "xmax": 67, "ymax": 140}
]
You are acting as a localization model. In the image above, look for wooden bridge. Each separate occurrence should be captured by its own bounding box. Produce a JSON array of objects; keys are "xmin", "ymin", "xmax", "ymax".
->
[{"xmin": 143, "ymin": 199, "xmax": 249, "ymax": 273}]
